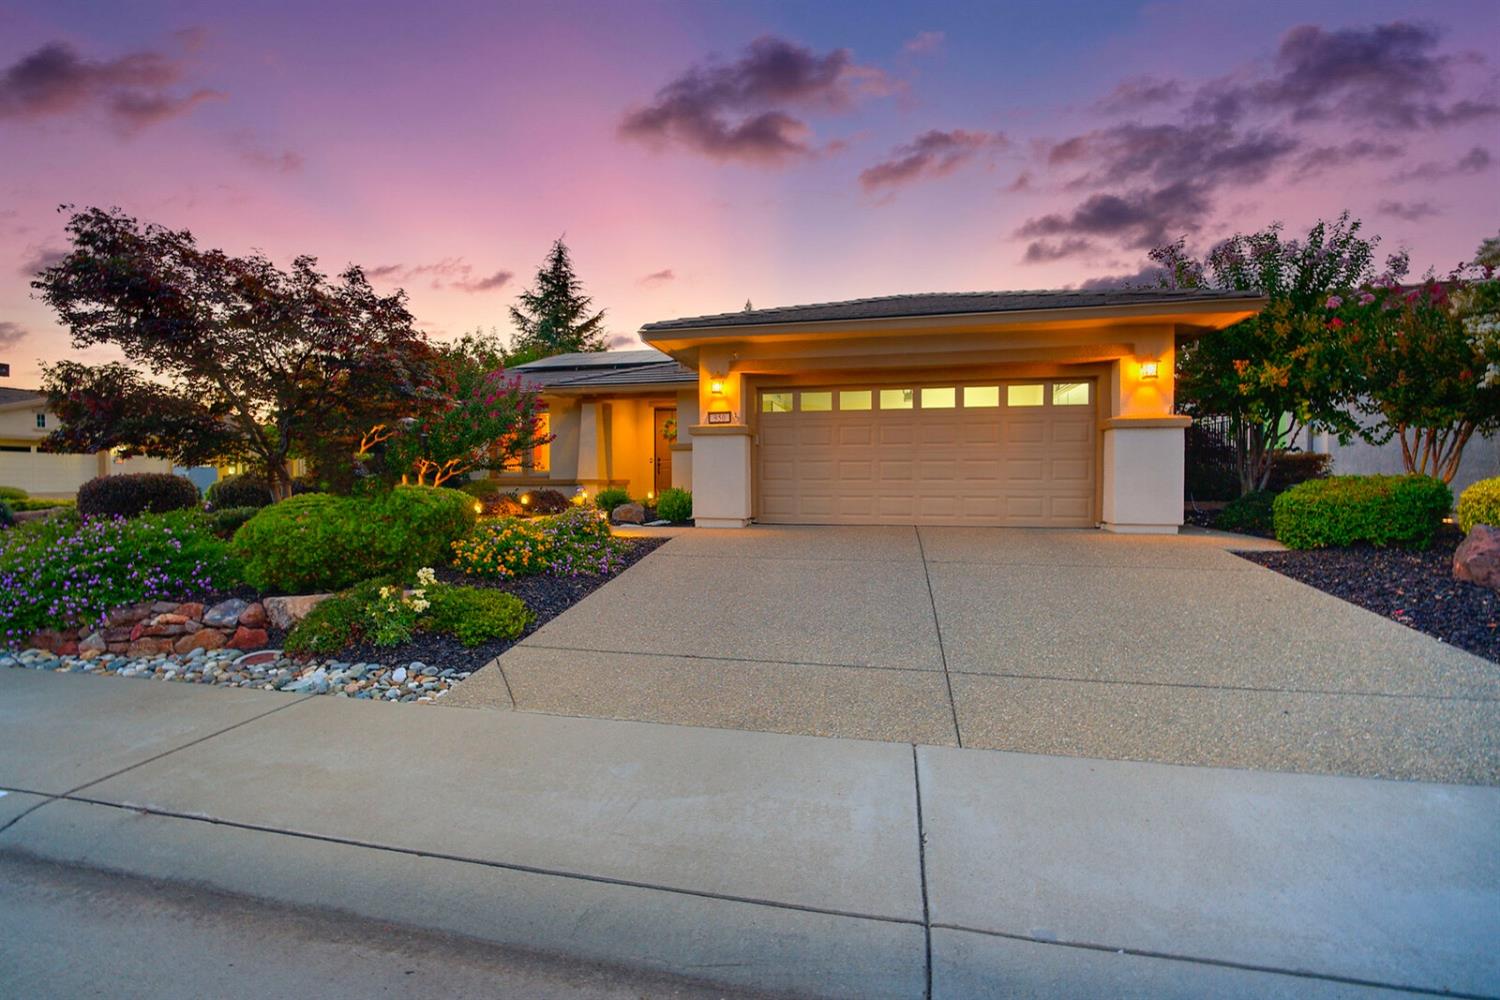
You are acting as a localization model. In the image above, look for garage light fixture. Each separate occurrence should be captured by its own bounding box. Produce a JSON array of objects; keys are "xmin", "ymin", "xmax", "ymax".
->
[
  {"xmin": 709, "ymin": 378, "xmax": 726, "ymax": 395},
  {"xmin": 1139, "ymin": 361, "xmax": 1159, "ymax": 380}
]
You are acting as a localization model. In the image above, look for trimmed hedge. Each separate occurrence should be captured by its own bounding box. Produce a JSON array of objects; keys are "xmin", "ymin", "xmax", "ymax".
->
[
  {"xmin": 1272, "ymin": 475, "xmax": 1453, "ymax": 550},
  {"xmin": 232, "ymin": 486, "xmax": 475, "ymax": 593},
  {"xmin": 77, "ymin": 473, "xmax": 200, "ymax": 519},
  {"xmin": 206, "ymin": 473, "xmax": 274, "ymax": 509},
  {"xmin": 1458, "ymin": 477, "xmax": 1500, "ymax": 534},
  {"xmin": 0, "ymin": 486, "xmax": 27, "ymax": 501}
]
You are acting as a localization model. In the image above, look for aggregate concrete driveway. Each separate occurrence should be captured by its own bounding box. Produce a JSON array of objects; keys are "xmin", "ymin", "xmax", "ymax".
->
[{"xmin": 448, "ymin": 525, "xmax": 1500, "ymax": 784}]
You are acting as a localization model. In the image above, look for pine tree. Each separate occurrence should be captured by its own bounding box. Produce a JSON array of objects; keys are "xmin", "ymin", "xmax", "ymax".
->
[{"xmin": 508, "ymin": 238, "xmax": 607, "ymax": 357}]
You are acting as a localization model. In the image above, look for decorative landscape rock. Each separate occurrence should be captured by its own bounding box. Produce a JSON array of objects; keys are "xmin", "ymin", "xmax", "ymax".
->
[
  {"xmin": 202, "ymin": 598, "xmax": 250, "ymax": 628},
  {"xmin": 228, "ymin": 626, "xmax": 269, "ymax": 650},
  {"xmin": 612, "ymin": 502, "xmax": 646, "ymax": 524},
  {"xmin": 1454, "ymin": 524, "xmax": 1500, "ymax": 590},
  {"xmin": 264, "ymin": 594, "xmax": 333, "ymax": 631}
]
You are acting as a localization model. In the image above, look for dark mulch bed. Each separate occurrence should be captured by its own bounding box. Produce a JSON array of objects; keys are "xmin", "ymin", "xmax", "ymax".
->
[
  {"xmin": 1238, "ymin": 532, "xmax": 1500, "ymax": 664},
  {"xmin": 332, "ymin": 536, "xmax": 669, "ymax": 671}
]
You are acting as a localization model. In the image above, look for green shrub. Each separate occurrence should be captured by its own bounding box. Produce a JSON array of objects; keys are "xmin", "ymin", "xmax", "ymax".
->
[
  {"xmin": 1272, "ymin": 475, "xmax": 1453, "ymax": 550},
  {"xmin": 1214, "ymin": 491, "xmax": 1275, "ymax": 536},
  {"xmin": 77, "ymin": 472, "xmax": 200, "ymax": 519},
  {"xmin": 9, "ymin": 497, "xmax": 74, "ymax": 512},
  {"xmin": 523, "ymin": 488, "xmax": 572, "ymax": 514},
  {"xmin": 459, "ymin": 478, "xmax": 507, "ymax": 500},
  {"xmin": 284, "ymin": 581, "xmax": 385, "ymax": 655},
  {"xmin": 233, "ymin": 486, "xmax": 475, "ymax": 593},
  {"xmin": 202, "ymin": 505, "xmax": 260, "ymax": 540},
  {"xmin": 656, "ymin": 487, "xmax": 692, "ymax": 523},
  {"xmin": 593, "ymin": 486, "xmax": 633, "ymax": 512},
  {"xmin": 0, "ymin": 509, "xmax": 240, "ymax": 646},
  {"xmin": 1458, "ymin": 477, "xmax": 1500, "ymax": 534},
  {"xmin": 206, "ymin": 474, "xmax": 274, "ymax": 509},
  {"xmin": 0, "ymin": 486, "xmax": 27, "ymax": 501},
  {"xmin": 424, "ymin": 584, "xmax": 531, "ymax": 646},
  {"xmin": 544, "ymin": 507, "xmax": 628, "ymax": 575},
  {"xmin": 0, "ymin": 500, "xmax": 12, "ymax": 530}
]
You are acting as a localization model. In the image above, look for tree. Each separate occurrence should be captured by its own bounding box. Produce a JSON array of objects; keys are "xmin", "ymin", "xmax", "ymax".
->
[
  {"xmin": 1166, "ymin": 213, "xmax": 1397, "ymax": 493},
  {"xmin": 34, "ymin": 207, "xmax": 440, "ymax": 499},
  {"xmin": 1333, "ymin": 238, "xmax": 1500, "ymax": 482},
  {"xmin": 508, "ymin": 237, "xmax": 607, "ymax": 357},
  {"xmin": 385, "ymin": 343, "xmax": 551, "ymax": 487}
]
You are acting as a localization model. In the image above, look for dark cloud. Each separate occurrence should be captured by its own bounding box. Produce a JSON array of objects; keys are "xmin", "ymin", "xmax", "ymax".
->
[
  {"xmin": 0, "ymin": 320, "xmax": 26, "ymax": 349},
  {"xmin": 1047, "ymin": 122, "xmax": 1298, "ymax": 189},
  {"xmin": 1005, "ymin": 172, "xmax": 1032, "ymax": 193},
  {"xmin": 1292, "ymin": 139, "xmax": 1405, "ymax": 179},
  {"xmin": 0, "ymin": 38, "xmax": 221, "ymax": 133},
  {"xmin": 241, "ymin": 148, "xmax": 304, "ymax": 173},
  {"xmin": 1378, "ymin": 200, "xmax": 1441, "ymax": 222},
  {"xmin": 1017, "ymin": 180, "xmax": 1212, "ymax": 251},
  {"xmin": 1393, "ymin": 145, "xmax": 1492, "ymax": 182},
  {"xmin": 1076, "ymin": 266, "xmax": 1169, "ymax": 290},
  {"xmin": 619, "ymin": 36, "xmax": 895, "ymax": 164},
  {"xmin": 18, "ymin": 246, "xmax": 66, "ymax": 278},
  {"xmin": 1094, "ymin": 75, "xmax": 1183, "ymax": 115},
  {"xmin": 606, "ymin": 333, "xmax": 640, "ymax": 350},
  {"xmin": 365, "ymin": 259, "xmax": 511, "ymax": 292},
  {"xmin": 1022, "ymin": 238, "xmax": 1095, "ymax": 263},
  {"xmin": 859, "ymin": 128, "xmax": 1006, "ymax": 191},
  {"xmin": 639, "ymin": 268, "xmax": 675, "ymax": 285},
  {"xmin": 902, "ymin": 31, "xmax": 945, "ymax": 56}
]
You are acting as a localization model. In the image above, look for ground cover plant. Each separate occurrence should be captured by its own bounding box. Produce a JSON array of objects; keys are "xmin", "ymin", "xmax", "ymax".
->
[
  {"xmin": 0, "ymin": 509, "xmax": 240, "ymax": 649},
  {"xmin": 656, "ymin": 487, "xmax": 692, "ymax": 523}
]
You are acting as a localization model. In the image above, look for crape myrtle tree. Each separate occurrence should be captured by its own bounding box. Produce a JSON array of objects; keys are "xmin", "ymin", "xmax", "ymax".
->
[
  {"xmin": 34, "ymin": 207, "xmax": 442, "ymax": 499},
  {"xmin": 507, "ymin": 237, "xmax": 608, "ymax": 358},
  {"xmin": 1331, "ymin": 231, "xmax": 1500, "ymax": 483},
  {"xmin": 1158, "ymin": 212, "xmax": 1398, "ymax": 494},
  {"xmin": 385, "ymin": 335, "xmax": 552, "ymax": 487}
]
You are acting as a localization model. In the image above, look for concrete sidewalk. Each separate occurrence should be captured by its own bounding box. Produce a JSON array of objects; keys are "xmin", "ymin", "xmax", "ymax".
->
[{"xmin": 2, "ymin": 668, "xmax": 1497, "ymax": 998}]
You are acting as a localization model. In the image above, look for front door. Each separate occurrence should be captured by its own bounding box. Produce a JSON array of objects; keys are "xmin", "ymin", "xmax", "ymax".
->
[{"xmin": 653, "ymin": 408, "xmax": 676, "ymax": 496}]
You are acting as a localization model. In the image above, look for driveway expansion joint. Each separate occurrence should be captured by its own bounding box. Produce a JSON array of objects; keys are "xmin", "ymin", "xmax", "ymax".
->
[
  {"xmin": 514, "ymin": 641, "xmax": 941, "ymax": 675},
  {"xmin": 914, "ymin": 527, "xmax": 963, "ymax": 748},
  {"xmin": 911, "ymin": 745, "xmax": 934, "ymax": 1000},
  {"xmin": 945, "ymin": 668, "xmax": 1500, "ymax": 703}
]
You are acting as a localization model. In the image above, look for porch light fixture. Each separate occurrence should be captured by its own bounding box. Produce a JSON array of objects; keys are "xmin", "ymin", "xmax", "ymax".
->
[
  {"xmin": 709, "ymin": 378, "xmax": 726, "ymax": 395},
  {"xmin": 1139, "ymin": 361, "xmax": 1160, "ymax": 380}
]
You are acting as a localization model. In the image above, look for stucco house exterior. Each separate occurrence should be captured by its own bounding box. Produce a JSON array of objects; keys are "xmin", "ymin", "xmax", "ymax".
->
[
  {"xmin": 508, "ymin": 288, "xmax": 1264, "ymax": 532},
  {"xmin": 0, "ymin": 387, "xmax": 170, "ymax": 496}
]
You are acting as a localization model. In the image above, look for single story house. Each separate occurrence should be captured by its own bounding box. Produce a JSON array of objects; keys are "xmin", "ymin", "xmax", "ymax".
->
[
  {"xmin": 0, "ymin": 386, "xmax": 170, "ymax": 496},
  {"xmin": 507, "ymin": 288, "xmax": 1265, "ymax": 532}
]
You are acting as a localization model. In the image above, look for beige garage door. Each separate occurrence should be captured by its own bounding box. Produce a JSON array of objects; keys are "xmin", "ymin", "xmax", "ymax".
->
[{"xmin": 757, "ymin": 380, "xmax": 1096, "ymax": 527}]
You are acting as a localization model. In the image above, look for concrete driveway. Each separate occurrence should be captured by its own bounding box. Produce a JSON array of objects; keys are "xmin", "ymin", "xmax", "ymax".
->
[{"xmin": 448, "ymin": 526, "xmax": 1500, "ymax": 784}]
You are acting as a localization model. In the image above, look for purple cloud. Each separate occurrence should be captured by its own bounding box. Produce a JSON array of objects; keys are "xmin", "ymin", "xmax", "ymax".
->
[
  {"xmin": 620, "ymin": 36, "xmax": 896, "ymax": 164},
  {"xmin": 1378, "ymin": 200, "xmax": 1441, "ymax": 222},
  {"xmin": 0, "ymin": 320, "xmax": 26, "ymax": 349},
  {"xmin": 17, "ymin": 246, "xmax": 66, "ymax": 278},
  {"xmin": 241, "ymin": 148, "xmax": 305, "ymax": 173},
  {"xmin": 0, "ymin": 38, "xmax": 221, "ymax": 133},
  {"xmin": 1017, "ymin": 180, "xmax": 1213, "ymax": 255},
  {"xmin": 1292, "ymin": 139, "xmax": 1406, "ymax": 179},
  {"xmin": 860, "ymin": 129, "xmax": 1006, "ymax": 191},
  {"xmin": 365, "ymin": 259, "xmax": 511, "ymax": 293},
  {"xmin": 1393, "ymin": 146, "xmax": 1492, "ymax": 182},
  {"xmin": 1094, "ymin": 75, "xmax": 1183, "ymax": 115},
  {"xmin": 639, "ymin": 268, "xmax": 675, "ymax": 285}
]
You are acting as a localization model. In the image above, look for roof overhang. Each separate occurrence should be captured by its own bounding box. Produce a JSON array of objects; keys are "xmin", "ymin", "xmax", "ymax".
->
[
  {"xmin": 640, "ymin": 296, "xmax": 1266, "ymax": 371},
  {"xmin": 0, "ymin": 396, "xmax": 45, "ymax": 413},
  {"xmin": 539, "ymin": 381, "xmax": 695, "ymax": 397}
]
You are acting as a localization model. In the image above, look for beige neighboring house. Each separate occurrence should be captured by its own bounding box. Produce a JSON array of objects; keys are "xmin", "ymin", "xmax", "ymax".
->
[
  {"xmin": 509, "ymin": 288, "xmax": 1263, "ymax": 532},
  {"xmin": 0, "ymin": 386, "xmax": 171, "ymax": 497}
]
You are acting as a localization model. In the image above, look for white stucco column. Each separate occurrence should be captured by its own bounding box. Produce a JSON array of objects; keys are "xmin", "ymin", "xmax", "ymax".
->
[
  {"xmin": 672, "ymin": 387, "xmax": 697, "ymax": 490},
  {"xmin": 1101, "ymin": 416, "xmax": 1190, "ymax": 533},
  {"xmin": 576, "ymin": 399, "xmax": 604, "ymax": 491},
  {"xmin": 687, "ymin": 424, "xmax": 752, "ymax": 527}
]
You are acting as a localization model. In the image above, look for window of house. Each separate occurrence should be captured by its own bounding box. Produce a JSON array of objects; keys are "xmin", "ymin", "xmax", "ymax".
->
[
  {"xmin": 762, "ymin": 392, "xmax": 793, "ymax": 413},
  {"xmin": 921, "ymin": 387, "xmax": 957, "ymax": 408},
  {"xmin": 1007, "ymin": 384, "xmax": 1044, "ymax": 407},
  {"xmin": 35, "ymin": 412, "xmax": 46, "ymax": 429},
  {"xmin": 879, "ymin": 388, "xmax": 914, "ymax": 409},
  {"xmin": 800, "ymin": 391, "xmax": 833, "ymax": 412},
  {"xmin": 526, "ymin": 411, "xmax": 550, "ymax": 471},
  {"xmin": 1052, "ymin": 382, "xmax": 1091, "ymax": 406},
  {"xmin": 839, "ymin": 390, "xmax": 872, "ymax": 410},
  {"xmin": 963, "ymin": 386, "xmax": 1000, "ymax": 407}
]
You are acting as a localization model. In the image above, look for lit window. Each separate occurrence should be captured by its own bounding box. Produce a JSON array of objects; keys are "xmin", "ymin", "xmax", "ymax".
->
[
  {"xmin": 963, "ymin": 386, "xmax": 1000, "ymax": 407},
  {"xmin": 527, "ymin": 411, "xmax": 551, "ymax": 471},
  {"xmin": 1052, "ymin": 382, "xmax": 1090, "ymax": 406},
  {"xmin": 921, "ymin": 387, "xmax": 956, "ymax": 409},
  {"xmin": 762, "ymin": 392, "xmax": 793, "ymax": 413},
  {"xmin": 1007, "ymin": 384, "xmax": 1044, "ymax": 407},
  {"xmin": 35, "ymin": 412, "xmax": 46, "ymax": 429},
  {"xmin": 879, "ymin": 388, "xmax": 914, "ymax": 409},
  {"xmin": 800, "ymin": 391, "xmax": 832, "ymax": 412},
  {"xmin": 839, "ymin": 389, "xmax": 872, "ymax": 411}
]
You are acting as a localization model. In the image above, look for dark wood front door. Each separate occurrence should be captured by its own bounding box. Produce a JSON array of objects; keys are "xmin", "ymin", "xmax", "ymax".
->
[{"xmin": 653, "ymin": 408, "xmax": 675, "ymax": 496}]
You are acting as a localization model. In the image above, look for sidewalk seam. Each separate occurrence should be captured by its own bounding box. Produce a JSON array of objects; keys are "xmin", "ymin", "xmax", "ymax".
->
[
  {"xmin": 50, "ymin": 794, "xmax": 927, "ymax": 931},
  {"xmin": 911, "ymin": 745, "xmax": 933, "ymax": 1000},
  {"xmin": 931, "ymin": 922, "xmax": 1496, "ymax": 1000},
  {"xmin": 914, "ymin": 526, "xmax": 963, "ymax": 748}
]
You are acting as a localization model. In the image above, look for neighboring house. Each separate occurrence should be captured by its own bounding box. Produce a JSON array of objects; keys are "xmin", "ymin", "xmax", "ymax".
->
[
  {"xmin": 0, "ymin": 386, "xmax": 171, "ymax": 496},
  {"xmin": 510, "ymin": 288, "xmax": 1262, "ymax": 532},
  {"xmin": 1292, "ymin": 426, "xmax": 1500, "ymax": 496}
]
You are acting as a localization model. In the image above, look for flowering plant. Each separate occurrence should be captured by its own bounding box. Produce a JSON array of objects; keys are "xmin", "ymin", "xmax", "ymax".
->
[
  {"xmin": 363, "ymin": 567, "xmax": 436, "ymax": 647},
  {"xmin": 451, "ymin": 508, "xmax": 626, "ymax": 579}
]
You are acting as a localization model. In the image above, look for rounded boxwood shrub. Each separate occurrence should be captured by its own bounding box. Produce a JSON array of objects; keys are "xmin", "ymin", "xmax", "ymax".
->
[
  {"xmin": 206, "ymin": 473, "xmax": 274, "ymax": 509},
  {"xmin": 656, "ymin": 487, "xmax": 692, "ymax": 523},
  {"xmin": 0, "ymin": 486, "xmax": 27, "ymax": 501},
  {"xmin": 1272, "ymin": 474, "xmax": 1453, "ymax": 550},
  {"xmin": 1214, "ymin": 491, "xmax": 1275, "ymax": 536},
  {"xmin": 232, "ymin": 485, "xmax": 475, "ymax": 593},
  {"xmin": 0, "ymin": 500, "xmax": 13, "ymax": 530},
  {"xmin": 77, "ymin": 472, "xmax": 200, "ymax": 519},
  {"xmin": 1457, "ymin": 477, "xmax": 1500, "ymax": 534}
]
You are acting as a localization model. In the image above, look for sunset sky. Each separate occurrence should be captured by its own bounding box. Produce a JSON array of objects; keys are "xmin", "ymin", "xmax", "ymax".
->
[{"xmin": 1, "ymin": 0, "xmax": 1497, "ymax": 385}]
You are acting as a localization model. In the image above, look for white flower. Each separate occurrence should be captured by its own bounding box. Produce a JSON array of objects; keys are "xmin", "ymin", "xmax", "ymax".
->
[
  {"xmin": 410, "ymin": 598, "xmax": 430, "ymax": 613},
  {"xmin": 416, "ymin": 567, "xmax": 437, "ymax": 587}
]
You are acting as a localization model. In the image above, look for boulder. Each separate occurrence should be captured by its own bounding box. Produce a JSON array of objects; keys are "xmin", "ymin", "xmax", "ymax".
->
[
  {"xmin": 79, "ymin": 631, "xmax": 108, "ymax": 655},
  {"xmin": 202, "ymin": 598, "xmax": 250, "ymax": 628},
  {"xmin": 176, "ymin": 602, "xmax": 205, "ymax": 622},
  {"xmin": 612, "ymin": 502, "xmax": 646, "ymax": 524},
  {"xmin": 153, "ymin": 613, "xmax": 190, "ymax": 626},
  {"xmin": 103, "ymin": 626, "xmax": 134, "ymax": 643},
  {"xmin": 228, "ymin": 626, "xmax": 270, "ymax": 650},
  {"xmin": 127, "ymin": 637, "xmax": 176, "ymax": 657},
  {"xmin": 141, "ymin": 622, "xmax": 188, "ymax": 637},
  {"xmin": 1454, "ymin": 524, "xmax": 1500, "ymax": 590},
  {"xmin": 263, "ymin": 594, "xmax": 332, "ymax": 630},
  {"xmin": 238, "ymin": 602, "xmax": 268, "ymax": 629},
  {"xmin": 174, "ymin": 629, "xmax": 227, "ymax": 655}
]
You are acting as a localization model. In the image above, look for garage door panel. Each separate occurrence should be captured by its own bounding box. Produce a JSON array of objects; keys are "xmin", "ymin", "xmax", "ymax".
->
[{"xmin": 758, "ymin": 381, "xmax": 1096, "ymax": 527}]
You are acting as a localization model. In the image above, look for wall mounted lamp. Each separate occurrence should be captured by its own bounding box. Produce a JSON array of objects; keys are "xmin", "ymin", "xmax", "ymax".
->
[
  {"xmin": 709, "ymin": 378, "xmax": 726, "ymax": 395},
  {"xmin": 1139, "ymin": 360, "xmax": 1160, "ymax": 380}
]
